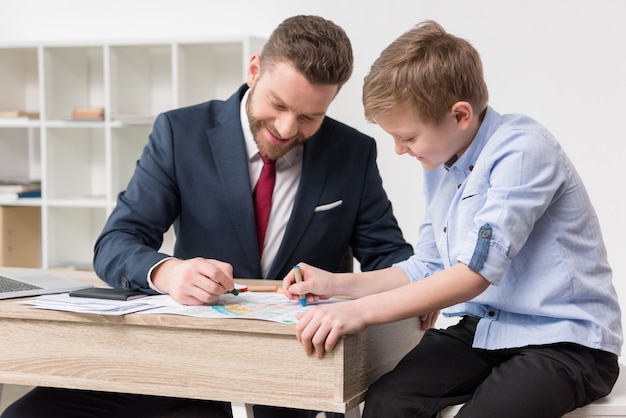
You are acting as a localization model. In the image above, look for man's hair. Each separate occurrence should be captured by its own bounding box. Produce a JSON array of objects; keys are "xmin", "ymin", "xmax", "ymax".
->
[
  {"xmin": 260, "ymin": 15, "xmax": 353, "ymax": 87},
  {"xmin": 363, "ymin": 20, "xmax": 489, "ymax": 124}
]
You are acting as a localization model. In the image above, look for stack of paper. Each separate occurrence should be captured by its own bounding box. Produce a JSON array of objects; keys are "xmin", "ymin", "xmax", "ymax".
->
[{"xmin": 20, "ymin": 293, "xmax": 157, "ymax": 315}]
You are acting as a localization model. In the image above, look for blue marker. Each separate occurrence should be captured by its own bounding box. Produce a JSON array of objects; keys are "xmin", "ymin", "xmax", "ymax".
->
[{"xmin": 292, "ymin": 265, "xmax": 306, "ymax": 307}]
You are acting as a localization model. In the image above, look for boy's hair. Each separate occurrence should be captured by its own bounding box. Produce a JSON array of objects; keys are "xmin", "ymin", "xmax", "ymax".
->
[
  {"xmin": 363, "ymin": 20, "xmax": 489, "ymax": 124},
  {"xmin": 260, "ymin": 15, "xmax": 353, "ymax": 87}
]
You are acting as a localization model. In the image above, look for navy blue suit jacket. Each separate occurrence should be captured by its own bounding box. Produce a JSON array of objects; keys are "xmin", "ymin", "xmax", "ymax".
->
[{"xmin": 94, "ymin": 85, "xmax": 413, "ymax": 291}]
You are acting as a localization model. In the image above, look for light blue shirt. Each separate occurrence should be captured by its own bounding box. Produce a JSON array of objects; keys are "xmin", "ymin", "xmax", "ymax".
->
[{"xmin": 395, "ymin": 107, "xmax": 623, "ymax": 355}]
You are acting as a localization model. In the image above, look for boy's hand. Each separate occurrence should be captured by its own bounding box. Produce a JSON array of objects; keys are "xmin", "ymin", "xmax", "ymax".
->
[
  {"xmin": 282, "ymin": 262, "xmax": 337, "ymax": 305},
  {"xmin": 419, "ymin": 310, "xmax": 440, "ymax": 330},
  {"xmin": 295, "ymin": 299, "xmax": 367, "ymax": 358}
]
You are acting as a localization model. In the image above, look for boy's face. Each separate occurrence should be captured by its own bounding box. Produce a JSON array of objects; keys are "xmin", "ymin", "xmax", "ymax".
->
[
  {"xmin": 376, "ymin": 106, "xmax": 472, "ymax": 171},
  {"xmin": 245, "ymin": 55, "xmax": 339, "ymax": 160}
]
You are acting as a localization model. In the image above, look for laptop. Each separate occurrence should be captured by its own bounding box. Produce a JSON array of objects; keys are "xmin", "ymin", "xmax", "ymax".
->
[{"xmin": 0, "ymin": 268, "xmax": 93, "ymax": 300}]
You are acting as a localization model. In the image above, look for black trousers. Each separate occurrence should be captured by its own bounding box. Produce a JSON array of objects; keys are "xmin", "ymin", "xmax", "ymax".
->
[
  {"xmin": 363, "ymin": 316, "xmax": 619, "ymax": 418},
  {"xmin": 0, "ymin": 388, "xmax": 344, "ymax": 418}
]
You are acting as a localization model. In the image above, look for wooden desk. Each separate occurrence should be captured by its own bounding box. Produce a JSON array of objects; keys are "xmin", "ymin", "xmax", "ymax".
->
[{"xmin": 0, "ymin": 270, "xmax": 423, "ymax": 417}]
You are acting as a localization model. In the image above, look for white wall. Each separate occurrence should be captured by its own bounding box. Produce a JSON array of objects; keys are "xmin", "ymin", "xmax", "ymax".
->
[{"xmin": 2, "ymin": 0, "xmax": 625, "ymax": 351}]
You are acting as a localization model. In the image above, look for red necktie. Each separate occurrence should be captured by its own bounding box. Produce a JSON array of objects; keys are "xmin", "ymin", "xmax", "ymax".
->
[{"xmin": 253, "ymin": 155, "xmax": 276, "ymax": 255}]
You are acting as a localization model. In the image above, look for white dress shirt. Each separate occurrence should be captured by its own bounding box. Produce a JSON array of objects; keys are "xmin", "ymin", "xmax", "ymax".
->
[{"xmin": 240, "ymin": 90, "xmax": 303, "ymax": 277}]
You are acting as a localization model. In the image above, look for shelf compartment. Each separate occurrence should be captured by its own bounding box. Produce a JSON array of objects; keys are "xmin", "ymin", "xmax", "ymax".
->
[
  {"xmin": 0, "ymin": 47, "xmax": 40, "ymax": 118},
  {"xmin": 0, "ymin": 205, "xmax": 41, "ymax": 268},
  {"xmin": 177, "ymin": 42, "xmax": 246, "ymax": 107},
  {"xmin": 46, "ymin": 206, "xmax": 106, "ymax": 269},
  {"xmin": 110, "ymin": 44, "xmax": 172, "ymax": 122},
  {"xmin": 43, "ymin": 46, "xmax": 105, "ymax": 121},
  {"xmin": 0, "ymin": 127, "xmax": 41, "ymax": 181},
  {"xmin": 45, "ymin": 127, "xmax": 106, "ymax": 200}
]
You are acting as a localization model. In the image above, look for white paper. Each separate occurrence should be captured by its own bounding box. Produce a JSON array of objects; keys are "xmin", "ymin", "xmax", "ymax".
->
[{"xmin": 21, "ymin": 291, "xmax": 342, "ymax": 322}]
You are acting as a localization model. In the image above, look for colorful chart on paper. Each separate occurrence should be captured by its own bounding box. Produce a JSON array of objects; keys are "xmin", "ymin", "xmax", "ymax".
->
[{"xmin": 137, "ymin": 292, "xmax": 342, "ymax": 323}]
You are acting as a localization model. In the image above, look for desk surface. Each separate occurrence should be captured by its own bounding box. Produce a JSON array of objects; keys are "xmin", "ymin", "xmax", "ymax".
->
[{"xmin": 0, "ymin": 269, "xmax": 423, "ymax": 413}]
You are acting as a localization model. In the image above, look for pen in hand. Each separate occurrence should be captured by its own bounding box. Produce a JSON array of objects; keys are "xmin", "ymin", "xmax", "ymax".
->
[
  {"xmin": 206, "ymin": 276, "xmax": 238, "ymax": 296},
  {"xmin": 292, "ymin": 265, "xmax": 306, "ymax": 307}
]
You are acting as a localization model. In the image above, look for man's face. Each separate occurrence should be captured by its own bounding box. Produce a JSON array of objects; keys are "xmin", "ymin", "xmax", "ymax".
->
[{"xmin": 246, "ymin": 56, "xmax": 339, "ymax": 160}]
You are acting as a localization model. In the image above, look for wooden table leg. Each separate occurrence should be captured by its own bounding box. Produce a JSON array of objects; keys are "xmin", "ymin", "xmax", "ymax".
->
[
  {"xmin": 345, "ymin": 404, "xmax": 362, "ymax": 418},
  {"xmin": 231, "ymin": 402, "xmax": 255, "ymax": 418},
  {"xmin": 231, "ymin": 402, "xmax": 360, "ymax": 418}
]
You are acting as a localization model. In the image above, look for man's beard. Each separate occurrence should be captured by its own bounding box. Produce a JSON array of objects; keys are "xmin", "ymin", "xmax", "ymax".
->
[{"xmin": 247, "ymin": 90, "xmax": 307, "ymax": 160}]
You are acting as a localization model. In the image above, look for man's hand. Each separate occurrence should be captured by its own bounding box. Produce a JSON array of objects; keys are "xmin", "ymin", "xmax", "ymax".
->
[{"xmin": 151, "ymin": 257, "xmax": 234, "ymax": 305}]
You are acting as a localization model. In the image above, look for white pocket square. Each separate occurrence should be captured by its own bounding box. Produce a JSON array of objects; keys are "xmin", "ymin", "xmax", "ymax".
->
[{"xmin": 314, "ymin": 200, "xmax": 343, "ymax": 212}]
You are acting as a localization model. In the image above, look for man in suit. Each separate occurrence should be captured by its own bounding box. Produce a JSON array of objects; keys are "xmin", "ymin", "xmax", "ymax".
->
[
  {"xmin": 0, "ymin": 15, "xmax": 412, "ymax": 418},
  {"xmin": 93, "ymin": 15, "xmax": 412, "ymax": 308}
]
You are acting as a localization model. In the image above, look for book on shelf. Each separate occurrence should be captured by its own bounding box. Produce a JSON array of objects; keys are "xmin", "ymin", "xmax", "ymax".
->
[
  {"xmin": 0, "ymin": 190, "xmax": 41, "ymax": 201},
  {"xmin": 0, "ymin": 179, "xmax": 41, "ymax": 193},
  {"xmin": 16, "ymin": 190, "xmax": 41, "ymax": 198},
  {"xmin": 71, "ymin": 106, "xmax": 105, "ymax": 121},
  {"xmin": 0, "ymin": 110, "xmax": 40, "ymax": 119}
]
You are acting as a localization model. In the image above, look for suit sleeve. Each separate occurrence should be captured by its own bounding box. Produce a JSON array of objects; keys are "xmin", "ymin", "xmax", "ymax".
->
[
  {"xmin": 93, "ymin": 113, "xmax": 180, "ymax": 292},
  {"xmin": 350, "ymin": 140, "xmax": 414, "ymax": 271}
]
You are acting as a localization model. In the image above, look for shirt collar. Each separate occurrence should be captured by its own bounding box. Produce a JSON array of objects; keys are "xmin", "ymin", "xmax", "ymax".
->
[
  {"xmin": 449, "ymin": 106, "xmax": 498, "ymax": 174},
  {"xmin": 444, "ymin": 154, "xmax": 458, "ymax": 170}
]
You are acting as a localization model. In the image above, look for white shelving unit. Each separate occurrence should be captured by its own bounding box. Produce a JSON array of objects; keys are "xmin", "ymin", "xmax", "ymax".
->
[{"xmin": 0, "ymin": 36, "xmax": 266, "ymax": 269}]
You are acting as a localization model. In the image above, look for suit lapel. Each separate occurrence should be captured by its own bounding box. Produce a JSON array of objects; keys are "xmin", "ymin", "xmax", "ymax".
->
[
  {"xmin": 206, "ymin": 89, "xmax": 261, "ymax": 272},
  {"xmin": 268, "ymin": 132, "xmax": 330, "ymax": 278}
]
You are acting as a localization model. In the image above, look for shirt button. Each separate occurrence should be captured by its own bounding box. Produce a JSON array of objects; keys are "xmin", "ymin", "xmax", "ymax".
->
[
  {"xmin": 488, "ymin": 311, "xmax": 495, "ymax": 317},
  {"xmin": 457, "ymin": 184, "xmax": 461, "ymax": 189},
  {"xmin": 443, "ymin": 226, "xmax": 447, "ymax": 233},
  {"xmin": 469, "ymin": 165, "xmax": 474, "ymax": 171}
]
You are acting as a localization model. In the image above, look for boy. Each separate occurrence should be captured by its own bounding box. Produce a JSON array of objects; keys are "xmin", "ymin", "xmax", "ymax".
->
[{"xmin": 284, "ymin": 20, "xmax": 622, "ymax": 417}]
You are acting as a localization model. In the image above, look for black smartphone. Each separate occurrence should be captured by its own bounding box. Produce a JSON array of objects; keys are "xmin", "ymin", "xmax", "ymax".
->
[{"xmin": 69, "ymin": 287, "xmax": 147, "ymax": 301}]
